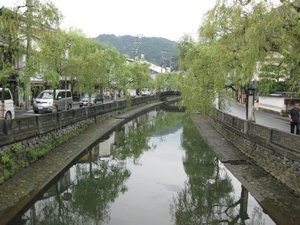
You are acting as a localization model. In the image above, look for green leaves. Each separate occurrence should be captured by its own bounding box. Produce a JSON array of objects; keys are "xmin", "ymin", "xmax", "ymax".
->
[
  {"xmin": 0, "ymin": 7, "xmax": 22, "ymax": 83},
  {"xmin": 126, "ymin": 61, "xmax": 150, "ymax": 94},
  {"xmin": 178, "ymin": 0, "xmax": 300, "ymax": 113}
]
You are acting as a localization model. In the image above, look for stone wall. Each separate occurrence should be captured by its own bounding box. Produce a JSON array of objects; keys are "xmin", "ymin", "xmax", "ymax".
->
[
  {"xmin": 258, "ymin": 95, "xmax": 286, "ymax": 114},
  {"xmin": 0, "ymin": 96, "xmax": 156, "ymax": 148},
  {"xmin": 212, "ymin": 110, "xmax": 300, "ymax": 194},
  {"xmin": 0, "ymin": 96, "xmax": 158, "ymax": 183}
]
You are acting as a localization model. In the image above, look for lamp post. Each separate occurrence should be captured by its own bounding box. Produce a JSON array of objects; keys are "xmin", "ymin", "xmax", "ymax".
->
[
  {"xmin": 246, "ymin": 80, "xmax": 257, "ymax": 121},
  {"xmin": 64, "ymin": 47, "xmax": 70, "ymax": 111}
]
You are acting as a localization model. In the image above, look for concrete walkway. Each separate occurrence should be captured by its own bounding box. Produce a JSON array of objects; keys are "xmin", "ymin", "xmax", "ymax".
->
[{"xmin": 0, "ymin": 102, "xmax": 162, "ymax": 225}]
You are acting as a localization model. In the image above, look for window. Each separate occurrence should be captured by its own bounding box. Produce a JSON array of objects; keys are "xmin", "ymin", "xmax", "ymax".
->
[
  {"xmin": 0, "ymin": 90, "xmax": 12, "ymax": 100},
  {"xmin": 67, "ymin": 91, "xmax": 72, "ymax": 98},
  {"xmin": 57, "ymin": 91, "xmax": 65, "ymax": 99}
]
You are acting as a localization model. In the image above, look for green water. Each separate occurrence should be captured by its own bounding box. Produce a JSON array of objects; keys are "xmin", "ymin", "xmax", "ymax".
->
[{"xmin": 17, "ymin": 110, "xmax": 276, "ymax": 225}]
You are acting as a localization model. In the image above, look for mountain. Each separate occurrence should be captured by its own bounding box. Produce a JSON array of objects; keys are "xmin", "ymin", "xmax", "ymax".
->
[{"xmin": 95, "ymin": 34, "xmax": 179, "ymax": 70}]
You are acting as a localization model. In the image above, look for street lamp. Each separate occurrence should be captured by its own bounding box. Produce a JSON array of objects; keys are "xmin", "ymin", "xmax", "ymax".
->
[
  {"xmin": 246, "ymin": 80, "xmax": 257, "ymax": 121},
  {"xmin": 64, "ymin": 49, "xmax": 69, "ymax": 111}
]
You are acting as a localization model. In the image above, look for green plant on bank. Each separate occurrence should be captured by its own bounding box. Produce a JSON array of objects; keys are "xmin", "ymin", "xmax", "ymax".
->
[
  {"xmin": 26, "ymin": 142, "xmax": 52, "ymax": 162},
  {"xmin": 10, "ymin": 143, "xmax": 22, "ymax": 154},
  {"xmin": 0, "ymin": 122, "xmax": 89, "ymax": 184},
  {"xmin": 1, "ymin": 154, "xmax": 15, "ymax": 182}
]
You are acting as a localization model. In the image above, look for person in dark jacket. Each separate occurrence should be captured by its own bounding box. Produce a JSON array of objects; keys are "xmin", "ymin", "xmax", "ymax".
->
[{"xmin": 288, "ymin": 103, "xmax": 300, "ymax": 135}]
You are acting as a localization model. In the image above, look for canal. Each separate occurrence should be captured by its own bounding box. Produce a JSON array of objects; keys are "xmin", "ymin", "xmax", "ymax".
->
[{"xmin": 10, "ymin": 109, "xmax": 280, "ymax": 224}]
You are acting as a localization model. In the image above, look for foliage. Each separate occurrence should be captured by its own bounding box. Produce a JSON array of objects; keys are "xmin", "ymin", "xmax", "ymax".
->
[
  {"xmin": 0, "ymin": 7, "xmax": 22, "ymax": 86},
  {"xmin": 126, "ymin": 61, "xmax": 151, "ymax": 95},
  {"xmin": 37, "ymin": 29, "xmax": 73, "ymax": 87},
  {"xmin": 178, "ymin": 0, "xmax": 300, "ymax": 113},
  {"xmin": 2, "ymin": 2, "xmax": 158, "ymax": 98},
  {"xmin": 153, "ymin": 72, "xmax": 182, "ymax": 91},
  {"xmin": 37, "ymin": 29, "xmax": 142, "ymax": 95},
  {"xmin": 1, "ymin": 0, "xmax": 61, "ymax": 107}
]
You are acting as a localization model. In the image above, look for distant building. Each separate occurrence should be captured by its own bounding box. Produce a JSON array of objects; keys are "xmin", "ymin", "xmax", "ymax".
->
[{"xmin": 126, "ymin": 57, "xmax": 170, "ymax": 79}]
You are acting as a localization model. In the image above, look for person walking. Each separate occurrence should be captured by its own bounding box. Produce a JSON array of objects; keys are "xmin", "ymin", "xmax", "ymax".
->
[{"xmin": 288, "ymin": 103, "xmax": 300, "ymax": 135}]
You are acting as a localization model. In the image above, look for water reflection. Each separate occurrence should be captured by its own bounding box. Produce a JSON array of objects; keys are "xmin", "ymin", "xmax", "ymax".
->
[
  {"xmin": 20, "ymin": 148, "xmax": 130, "ymax": 225},
  {"xmin": 112, "ymin": 110, "xmax": 182, "ymax": 163},
  {"xmin": 171, "ymin": 119, "xmax": 274, "ymax": 225},
  {"xmin": 15, "ymin": 110, "xmax": 276, "ymax": 225}
]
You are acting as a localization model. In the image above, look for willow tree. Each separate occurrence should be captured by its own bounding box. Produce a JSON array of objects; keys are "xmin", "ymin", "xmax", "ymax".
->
[
  {"xmin": 38, "ymin": 29, "xmax": 71, "ymax": 88},
  {"xmin": 18, "ymin": 0, "xmax": 61, "ymax": 109},
  {"xmin": 126, "ymin": 62, "xmax": 150, "ymax": 95},
  {"xmin": 179, "ymin": 0, "xmax": 300, "ymax": 113},
  {"xmin": 66, "ymin": 32, "xmax": 105, "ymax": 95},
  {"xmin": 0, "ymin": 7, "xmax": 21, "ymax": 91},
  {"xmin": 75, "ymin": 38, "xmax": 126, "ymax": 97},
  {"xmin": 106, "ymin": 52, "xmax": 128, "ymax": 96},
  {"xmin": 153, "ymin": 72, "xmax": 182, "ymax": 92},
  {"xmin": 266, "ymin": 1, "xmax": 300, "ymax": 94},
  {"xmin": 1, "ymin": 0, "xmax": 61, "ymax": 108},
  {"xmin": 100, "ymin": 47, "xmax": 126, "ymax": 94}
]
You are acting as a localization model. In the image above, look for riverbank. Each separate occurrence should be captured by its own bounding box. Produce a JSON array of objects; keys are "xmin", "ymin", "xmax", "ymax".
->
[
  {"xmin": 191, "ymin": 115, "xmax": 300, "ymax": 225},
  {"xmin": 0, "ymin": 102, "xmax": 162, "ymax": 225}
]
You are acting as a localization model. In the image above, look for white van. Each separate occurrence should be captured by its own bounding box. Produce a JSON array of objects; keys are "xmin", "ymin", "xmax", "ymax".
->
[
  {"xmin": 33, "ymin": 89, "xmax": 73, "ymax": 113},
  {"xmin": 0, "ymin": 88, "xmax": 15, "ymax": 120},
  {"xmin": 127, "ymin": 89, "xmax": 137, "ymax": 98}
]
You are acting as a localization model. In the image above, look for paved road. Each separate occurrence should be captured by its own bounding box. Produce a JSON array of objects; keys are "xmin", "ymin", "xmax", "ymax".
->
[
  {"xmin": 223, "ymin": 101, "xmax": 290, "ymax": 133},
  {"xmin": 15, "ymin": 99, "xmax": 114, "ymax": 118}
]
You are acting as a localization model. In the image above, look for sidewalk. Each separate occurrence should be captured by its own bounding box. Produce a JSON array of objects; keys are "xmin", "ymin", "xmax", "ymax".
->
[{"xmin": 223, "ymin": 100, "xmax": 290, "ymax": 133}]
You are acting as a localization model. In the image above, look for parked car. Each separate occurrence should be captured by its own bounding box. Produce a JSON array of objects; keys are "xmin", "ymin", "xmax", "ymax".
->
[
  {"xmin": 94, "ymin": 93, "xmax": 104, "ymax": 105},
  {"xmin": 127, "ymin": 89, "xmax": 136, "ymax": 98},
  {"xmin": 141, "ymin": 88, "xmax": 151, "ymax": 96},
  {"xmin": 0, "ymin": 88, "xmax": 15, "ymax": 119},
  {"xmin": 79, "ymin": 94, "xmax": 96, "ymax": 107},
  {"xmin": 33, "ymin": 89, "xmax": 73, "ymax": 113}
]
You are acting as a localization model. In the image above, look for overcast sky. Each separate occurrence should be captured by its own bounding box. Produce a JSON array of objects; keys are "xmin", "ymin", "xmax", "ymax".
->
[{"xmin": 1, "ymin": 0, "xmax": 217, "ymax": 41}]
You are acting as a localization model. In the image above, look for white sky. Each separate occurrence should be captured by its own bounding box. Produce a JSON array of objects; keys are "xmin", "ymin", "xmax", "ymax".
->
[{"xmin": 1, "ymin": 0, "xmax": 217, "ymax": 41}]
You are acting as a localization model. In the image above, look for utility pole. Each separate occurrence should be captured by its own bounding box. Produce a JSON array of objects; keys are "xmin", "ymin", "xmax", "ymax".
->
[
  {"xmin": 24, "ymin": 0, "xmax": 33, "ymax": 110},
  {"xmin": 161, "ymin": 51, "xmax": 166, "ymax": 71},
  {"xmin": 132, "ymin": 34, "xmax": 143, "ymax": 60}
]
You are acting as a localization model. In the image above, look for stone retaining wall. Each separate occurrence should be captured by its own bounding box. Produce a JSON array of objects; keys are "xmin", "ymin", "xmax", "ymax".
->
[
  {"xmin": 0, "ymin": 96, "xmax": 158, "ymax": 183},
  {"xmin": 0, "ymin": 96, "xmax": 156, "ymax": 148},
  {"xmin": 212, "ymin": 110, "xmax": 300, "ymax": 194}
]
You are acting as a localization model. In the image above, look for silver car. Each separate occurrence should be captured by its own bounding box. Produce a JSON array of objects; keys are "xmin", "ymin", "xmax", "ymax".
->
[
  {"xmin": 79, "ymin": 94, "xmax": 96, "ymax": 107},
  {"xmin": 33, "ymin": 89, "xmax": 73, "ymax": 113}
]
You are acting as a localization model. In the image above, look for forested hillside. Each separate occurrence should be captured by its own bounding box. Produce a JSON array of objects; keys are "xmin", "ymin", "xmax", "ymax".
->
[{"xmin": 95, "ymin": 34, "xmax": 179, "ymax": 69}]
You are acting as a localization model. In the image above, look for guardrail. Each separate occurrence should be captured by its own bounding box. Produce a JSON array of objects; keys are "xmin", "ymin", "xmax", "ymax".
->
[{"xmin": 0, "ymin": 95, "xmax": 158, "ymax": 147}]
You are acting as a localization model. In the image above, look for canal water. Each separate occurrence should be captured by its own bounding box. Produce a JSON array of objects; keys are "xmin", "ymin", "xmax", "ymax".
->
[{"xmin": 14, "ymin": 110, "xmax": 276, "ymax": 225}]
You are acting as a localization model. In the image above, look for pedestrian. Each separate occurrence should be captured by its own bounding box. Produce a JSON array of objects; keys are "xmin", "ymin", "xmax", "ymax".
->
[{"xmin": 288, "ymin": 102, "xmax": 300, "ymax": 135}]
